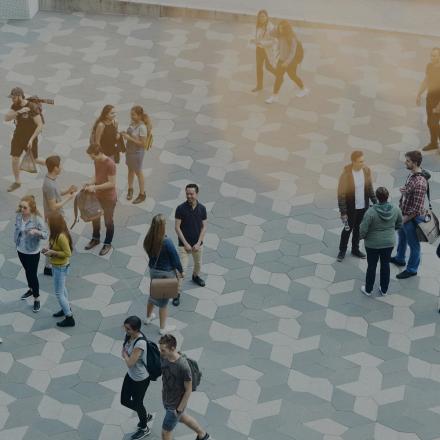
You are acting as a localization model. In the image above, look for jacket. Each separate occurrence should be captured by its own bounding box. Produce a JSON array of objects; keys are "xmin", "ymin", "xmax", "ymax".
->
[
  {"xmin": 337, "ymin": 165, "xmax": 377, "ymax": 216},
  {"xmin": 359, "ymin": 202, "xmax": 402, "ymax": 249},
  {"xmin": 148, "ymin": 237, "xmax": 183, "ymax": 274},
  {"xmin": 14, "ymin": 214, "xmax": 48, "ymax": 254}
]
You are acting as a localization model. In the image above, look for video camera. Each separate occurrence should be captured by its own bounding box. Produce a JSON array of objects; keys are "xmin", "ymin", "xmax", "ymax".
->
[{"xmin": 27, "ymin": 96, "xmax": 55, "ymax": 105}]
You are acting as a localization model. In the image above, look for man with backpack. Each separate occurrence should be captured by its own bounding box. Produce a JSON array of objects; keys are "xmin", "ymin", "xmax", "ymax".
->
[{"xmin": 158, "ymin": 334, "xmax": 209, "ymax": 440}]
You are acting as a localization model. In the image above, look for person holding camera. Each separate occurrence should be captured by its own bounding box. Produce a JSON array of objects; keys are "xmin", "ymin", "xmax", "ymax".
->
[{"xmin": 4, "ymin": 87, "xmax": 45, "ymax": 192}]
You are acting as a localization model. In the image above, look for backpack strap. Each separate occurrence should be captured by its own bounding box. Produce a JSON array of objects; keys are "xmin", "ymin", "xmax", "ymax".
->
[{"xmin": 131, "ymin": 333, "xmax": 148, "ymax": 370}]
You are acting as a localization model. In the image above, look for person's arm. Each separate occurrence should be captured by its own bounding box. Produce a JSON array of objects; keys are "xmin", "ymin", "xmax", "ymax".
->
[
  {"xmin": 337, "ymin": 173, "xmax": 348, "ymax": 220},
  {"xmin": 177, "ymin": 380, "xmax": 192, "ymax": 414},
  {"xmin": 47, "ymin": 193, "xmax": 75, "ymax": 211},
  {"xmin": 359, "ymin": 210, "xmax": 371, "ymax": 240},
  {"xmin": 92, "ymin": 173, "xmax": 116, "ymax": 192},
  {"xmin": 123, "ymin": 346, "xmax": 143, "ymax": 368},
  {"xmin": 175, "ymin": 217, "xmax": 191, "ymax": 251},
  {"xmin": 402, "ymin": 179, "xmax": 425, "ymax": 223},
  {"xmin": 36, "ymin": 217, "xmax": 48, "ymax": 240},
  {"xmin": 4, "ymin": 107, "xmax": 21, "ymax": 122},
  {"xmin": 193, "ymin": 219, "xmax": 207, "ymax": 251},
  {"xmin": 48, "ymin": 234, "xmax": 72, "ymax": 259},
  {"xmin": 122, "ymin": 125, "xmax": 147, "ymax": 148},
  {"xmin": 27, "ymin": 114, "xmax": 43, "ymax": 148},
  {"xmin": 284, "ymin": 40, "xmax": 297, "ymax": 66},
  {"xmin": 395, "ymin": 208, "xmax": 403, "ymax": 230},
  {"xmin": 166, "ymin": 240, "xmax": 183, "ymax": 274},
  {"xmin": 94, "ymin": 122, "xmax": 105, "ymax": 146}
]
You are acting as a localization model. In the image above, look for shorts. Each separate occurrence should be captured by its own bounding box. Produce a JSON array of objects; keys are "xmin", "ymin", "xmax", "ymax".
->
[
  {"xmin": 10, "ymin": 136, "xmax": 38, "ymax": 158},
  {"xmin": 162, "ymin": 408, "xmax": 183, "ymax": 432},
  {"xmin": 126, "ymin": 149, "xmax": 145, "ymax": 172},
  {"xmin": 148, "ymin": 268, "xmax": 175, "ymax": 308}
]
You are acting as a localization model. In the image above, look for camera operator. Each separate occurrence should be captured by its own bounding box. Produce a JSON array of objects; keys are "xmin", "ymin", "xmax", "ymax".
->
[{"xmin": 4, "ymin": 87, "xmax": 45, "ymax": 192}]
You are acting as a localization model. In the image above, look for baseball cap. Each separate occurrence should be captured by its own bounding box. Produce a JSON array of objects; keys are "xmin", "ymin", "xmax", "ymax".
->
[{"xmin": 8, "ymin": 87, "xmax": 24, "ymax": 98}]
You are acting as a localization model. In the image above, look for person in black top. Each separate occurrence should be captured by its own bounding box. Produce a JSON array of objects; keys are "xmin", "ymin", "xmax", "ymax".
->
[
  {"xmin": 419, "ymin": 48, "xmax": 440, "ymax": 151},
  {"xmin": 4, "ymin": 87, "xmax": 44, "ymax": 192},
  {"xmin": 174, "ymin": 183, "xmax": 207, "ymax": 307}
]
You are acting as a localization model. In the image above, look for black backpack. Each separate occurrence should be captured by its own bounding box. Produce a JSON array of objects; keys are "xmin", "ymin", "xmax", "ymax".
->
[
  {"xmin": 124, "ymin": 333, "xmax": 162, "ymax": 381},
  {"xmin": 181, "ymin": 354, "xmax": 202, "ymax": 391},
  {"xmin": 71, "ymin": 190, "xmax": 103, "ymax": 229}
]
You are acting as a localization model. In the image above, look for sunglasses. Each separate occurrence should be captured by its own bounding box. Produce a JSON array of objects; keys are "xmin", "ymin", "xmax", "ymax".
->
[{"xmin": 18, "ymin": 205, "xmax": 29, "ymax": 210}]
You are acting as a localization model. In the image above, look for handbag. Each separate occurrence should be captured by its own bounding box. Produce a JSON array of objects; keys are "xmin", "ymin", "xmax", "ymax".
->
[
  {"xmin": 415, "ymin": 180, "xmax": 440, "ymax": 244},
  {"xmin": 149, "ymin": 243, "xmax": 179, "ymax": 300},
  {"xmin": 20, "ymin": 149, "xmax": 37, "ymax": 173}
]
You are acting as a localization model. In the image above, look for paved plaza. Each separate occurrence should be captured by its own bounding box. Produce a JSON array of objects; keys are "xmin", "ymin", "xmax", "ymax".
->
[{"xmin": 1, "ymin": 10, "xmax": 440, "ymax": 440}]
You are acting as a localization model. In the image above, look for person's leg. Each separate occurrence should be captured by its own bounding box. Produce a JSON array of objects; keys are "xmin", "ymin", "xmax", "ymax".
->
[
  {"xmin": 11, "ymin": 155, "xmax": 21, "ymax": 184},
  {"xmin": 395, "ymin": 226, "xmax": 407, "ymax": 263},
  {"xmin": 53, "ymin": 266, "xmax": 72, "ymax": 316},
  {"xmin": 159, "ymin": 305, "xmax": 168, "ymax": 330},
  {"xmin": 18, "ymin": 251, "xmax": 33, "ymax": 293},
  {"xmin": 192, "ymin": 247, "xmax": 203, "ymax": 277},
  {"xmin": 135, "ymin": 170, "xmax": 145, "ymax": 195},
  {"xmin": 91, "ymin": 216, "xmax": 101, "ymax": 242},
  {"xmin": 426, "ymin": 95, "xmax": 439, "ymax": 146},
  {"xmin": 255, "ymin": 47, "xmax": 265, "ymax": 89},
  {"xmin": 379, "ymin": 247, "xmax": 393, "ymax": 293},
  {"xmin": 177, "ymin": 247, "xmax": 189, "ymax": 294},
  {"xmin": 339, "ymin": 212, "xmax": 354, "ymax": 253},
  {"xmin": 28, "ymin": 253, "xmax": 40, "ymax": 298},
  {"xmin": 405, "ymin": 220, "xmax": 421, "ymax": 273},
  {"xmin": 286, "ymin": 61, "xmax": 304, "ymax": 89},
  {"xmin": 146, "ymin": 302, "xmax": 155, "ymax": 319},
  {"xmin": 273, "ymin": 61, "xmax": 285, "ymax": 94},
  {"xmin": 162, "ymin": 409, "xmax": 181, "ymax": 440},
  {"xmin": 351, "ymin": 209, "xmax": 365, "ymax": 252},
  {"xmin": 264, "ymin": 51, "xmax": 277, "ymax": 75},
  {"xmin": 130, "ymin": 378, "xmax": 150, "ymax": 428},
  {"xmin": 120, "ymin": 373, "xmax": 134, "ymax": 410},
  {"xmin": 102, "ymin": 200, "xmax": 115, "ymax": 245},
  {"xmin": 365, "ymin": 247, "xmax": 379, "ymax": 293},
  {"xmin": 179, "ymin": 413, "xmax": 206, "ymax": 438},
  {"xmin": 128, "ymin": 169, "xmax": 135, "ymax": 192}
]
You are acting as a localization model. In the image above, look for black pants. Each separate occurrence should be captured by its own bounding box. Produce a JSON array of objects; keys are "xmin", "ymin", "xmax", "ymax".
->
[
  {"xmin": 17, "ymin": 251, "xmax": 40, "ymax": 298},
  {"xmin": 256, "ymin": 46, "xmax": 276, "ymax": 89},
  {"xmin": 365, "ymin": 247, "xmax": 393, "ymax": 293},
  {"xmin": 273, "ymin": 60, "xmax": 304, "ymax": 94},
  {"xmin": 120, "ymin": 374, "xmax": 150, "ymax": 428},
  {"xmin": 92, "ymin": 197, "xmax": 116, "ymax": 245},
  {"xmin": 339, "ymin": 208, "xmax": 365, "ymax": 252},
  {"xmin": 426, "ymin": 93, "xmax": 440, "ymax": 146}
]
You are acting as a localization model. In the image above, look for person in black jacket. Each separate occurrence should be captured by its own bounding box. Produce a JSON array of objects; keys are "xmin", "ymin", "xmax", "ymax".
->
[{"xmin": 337, "ymin": 150, "xmax": 377, "ymax": 262}]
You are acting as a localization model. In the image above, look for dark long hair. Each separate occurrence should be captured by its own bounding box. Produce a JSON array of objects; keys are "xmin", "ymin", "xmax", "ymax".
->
[
  {"xmin": 143, "ymin": 214, "xmax": 166, "ymax": 259},
  {"xmin": 47, "ymin": 212, "xmax": 73, "ymax": 251},
  {"xmin": 278, "ymin": 20, "xmax": 297, "ymax": 46},
  {"xmin": 256, "ymin": 10, "xmax": 269, "ymax": 29},
  {"xmin": 91, "ymin": 104, "xmax": 114, "ymax": 142}
]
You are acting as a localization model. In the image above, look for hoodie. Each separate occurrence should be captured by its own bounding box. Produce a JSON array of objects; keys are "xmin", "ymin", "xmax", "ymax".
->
[{"xmin": 359, "ymin": 202, "xmax": 403, "ymax": 249}]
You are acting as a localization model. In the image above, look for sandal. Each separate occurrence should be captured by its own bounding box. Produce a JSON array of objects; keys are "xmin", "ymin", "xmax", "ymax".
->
[
  {"xmin": 132, "ymin": 193, "xmax": 146, "ymax": 204},
  {"xmin": 126, "ymin": 188, "xmax": 133, "ymax": 201}
]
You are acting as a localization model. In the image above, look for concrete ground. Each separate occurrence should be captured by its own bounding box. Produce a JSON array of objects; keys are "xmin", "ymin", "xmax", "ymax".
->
[{"xmin": 1, "ymin": 10, "xmax": 440, "ymax": 440}]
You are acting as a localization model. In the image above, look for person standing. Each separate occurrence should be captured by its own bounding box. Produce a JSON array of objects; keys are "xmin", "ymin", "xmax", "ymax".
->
[
  {"xmin": 174, "ymin": 184, "xmax": 207, "ymax": 307},
  {"xmin": 42, "ymin": 155, "xmax": 77, "ymax": 276},
  {"xmin": 391, "ymin": 151, "xmax": 429, "ymax": 279},
  {"xmin": 83, "ymin": 144, "xmax": 117, "ymax": 256},
  {"xmin": 159, "ymin": 334, "xmax": 209, "ymax": 440},
  {"xmin": 43, "ymin": 212, "xmax": 75, "ymax": 327},
  {"xmin": 359, "ymin": 187, "xmax": 402, "ymax": 296},
  {"xmin": 143, "ymin": 214, "xmax": 184, "ymax": 335},
  {"xmin": 90, "ymin": 105, "xmax": 121, "ymax": 162},
  {"xmin": 337, "ymin": 150, "xmax": 377, "ymax": 262},
  {"xmin": 121, "ymin": 106, "xmax": 151, "ymax": 204},
  {"xmin": 121, "ymin": 316, "xmax": 153, "ymax": 440},
  {"xmin": 251, "ymin": 10, "xmax": 276, "ymax": 92},
  {"xmin": 14, "ymin": 195, "xmax": 48, "ymax": 313},
  {"xmin": 4, "ymin": 87, "xmax": 45, "ymax": 192},
  {"xmin": 265, "ymin": 20, "xmax": 309, "ymax": 104},
  {"xmin": 418, "ymin": 48, "xmax": 440, "ymax": 151}
]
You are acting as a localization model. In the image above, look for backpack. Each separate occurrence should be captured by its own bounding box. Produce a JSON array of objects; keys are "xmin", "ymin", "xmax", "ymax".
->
[
  {"xmin": 70, "ymin": 190, "xmax": 103, "ymax": 229},
  {"xmin": 124, "ymin": 333, "xmax": 162, "ymax": 381},
  {"xmin": 181, "ymin": 354, "xmax": 202, "ymax": 391}
]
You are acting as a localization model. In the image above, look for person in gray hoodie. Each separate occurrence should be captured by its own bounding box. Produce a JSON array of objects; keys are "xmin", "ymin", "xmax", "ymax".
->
[{"xmin": 359, "ymin": 187, "xmax": 402, "ymax": 296}]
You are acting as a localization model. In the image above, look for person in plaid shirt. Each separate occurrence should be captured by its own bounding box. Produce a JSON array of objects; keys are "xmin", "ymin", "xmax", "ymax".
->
[{"xmin": 391, "ymin": 150, "xmax": 429, "ymax": 279}]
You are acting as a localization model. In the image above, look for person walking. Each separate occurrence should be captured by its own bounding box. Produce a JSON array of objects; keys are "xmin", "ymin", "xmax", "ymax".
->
[
  {"xmin": 418, "ymin": 48, "xmax": 440, "ymax": 151},
  {"xmin": 174, "ymin": 184, "xmax": 207, "ymax": 307},
  {"xmin": 90, "ymin": 105, "xmax": 121, "ymax": 162},
  {"xmin": 337, "ymin": 150, "xmax": 377, "ymax": 262},
  {"xmin": 42, "ymin": 155, "xmax": 77, "ymax": 276},
  {"xmin": 4, "ymin": 87, "xmax": 45, "ymax": 192},
  {"xmin": 121, "ymin": 106, "xmax": 151, "ymax": 204},
  {"xmin": 359, "ymin": 187, "xmax": 402, "ymax": 296},
  {"xmin": 159, "ymin": 334, "xmax": 209, "ymax": 440},
  {"xmin": 14, "ymin": 195, "xmax": 48, "ymax": 313},
  {"xmin": 83, "ymin": 144, "xmax": 117, "ymax": 256},
  {"xmin": 121, "ymin": 316, "xmax": 153, "ymax": 440},
  {"xmin": 391, "ymin": 150, "xmax": 429, "ymax": 279},
  {"xmin": 251, "ymin": 10, "xmax": 276, "ymax": 92},
  {"xmin": 143, "ymin": 214, "xmax": 183, "ymax": 335},
  {"xmin": 265, "ymin": 20, "xmax": 309, "ymax": 104},
  {"xmin": 43, "ymin": 212, "xmax": 75, "ymax": 327}
]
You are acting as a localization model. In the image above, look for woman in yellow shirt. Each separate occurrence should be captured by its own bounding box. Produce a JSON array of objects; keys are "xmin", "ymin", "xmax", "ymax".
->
[{"xmin": 43, "ymin": 212, "xmax": 74, "ymax": 327}]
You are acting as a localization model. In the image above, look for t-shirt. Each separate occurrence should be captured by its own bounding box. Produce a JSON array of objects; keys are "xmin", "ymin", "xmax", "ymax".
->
[
  {"xmin": 42, "ymin": 175, "xmax": 64, "ymax": 218},
  {"xmin": 126, "ymin": 122, "xmax": 148, "ymax": 153},
  {"xmin": 95, "ymin": 157, "xmax": 117, "ymax": 202},
  {"xmin": 175, "ymin": 201, "xmax": 207, "ymax": 247},
  {"xmin": 11, "ymin": 101, "xmax": 41, "ymax": 143},
  {"xmin": 352, "ymin": 169, "xmax": 365, "ymax": 210},
  {"xmin": 161, "ymin": 356, "xmax": 192, "ymax": 409},
  {"xmin": 426, "ymin": 62, "xmax": 440, "ymax": 95},
  {"xmin": 124, "ymin": 337, "xmax": 148, "ymax": 382},
  {"xmin": 49, "ymin": 233, "xmax": 72, "ymax": 266}
]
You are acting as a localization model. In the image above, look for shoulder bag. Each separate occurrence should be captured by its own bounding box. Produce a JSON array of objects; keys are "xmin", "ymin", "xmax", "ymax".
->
[
  {"xmin": 415, "ymin": 178, "xmax": 440, "ymax": 244},
  {"xmin": 149, "ymin": 242, "xmax": 179, "ymax": 300}
]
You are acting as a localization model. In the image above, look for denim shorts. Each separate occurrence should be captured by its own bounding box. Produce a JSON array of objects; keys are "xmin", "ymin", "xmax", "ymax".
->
[
  {"xmin": 148, "ymin": 268, "xmax": 175, "ymax": 308},
  {"xmin": 162, "ymin": 408, "xmax": 183, "ymax": 432},
  {"xmin": 125, "ymin": 149, "xmax": 145, "ymax": 172}
]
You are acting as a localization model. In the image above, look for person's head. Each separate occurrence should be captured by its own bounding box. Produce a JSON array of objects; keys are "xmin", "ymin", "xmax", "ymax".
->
[
  {"xmin": 47, "ymin": 212, "xmax": 73, "ymax": 251},
  {"xmin": 256, "ymin": 10, "xmax": 269, "ymax": 28},
  {"xmin": 185, "ymin": 183, "xmax": 199, "ymax": 204},
  {"xmin": 8, "ymin": 87, "xmax": 25, "ymax": 106},
  {"xmin": 130, "ymin": 105, "xmax": 151, "ymax": 129},
  {"xmin": 277, "ymin": 20, "xmax": 294, "ymax": 41},
  {"xmin": 431, "ymin": 47, "xmax": 440, "ymax": 64},
  {"xmin": 351, "ymin": 150, "xmax": 365, "ymax": 171},
  {"xmin": 123, "ymin": 316, "xmax": 142, "ymax": 337},
  {"xmin": 404, "ymin": 150, "xmax": 422, "ymax": 170},
  {"xmin": 86, "ymin": 143, "xmax": 103, "ymax": 161},
  {"xmin": 143, "ymin": 213, "xmax": 166, "ymax": 257},
  {"xmin": 159, "ymin": 334, "xmax": 177, "ymax": 359},
  {"xmin": 17, "ymin": 195, "xmax": 40, "ymax": 217},
  {"xmin": 46, "ymin": 155, "xmax": 62, "ymax": 175},
  {"xmin": 376, "ymin": 187, "xmax": 389, "ymax": 203}
]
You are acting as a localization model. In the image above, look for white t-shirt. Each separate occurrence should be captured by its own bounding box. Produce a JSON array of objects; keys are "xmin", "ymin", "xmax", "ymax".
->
[
  {"xmin": 124, "ymin": 337, "xmax": 148, "ymax": 381},
  {"xmin": 352, "ymin": 169, "xmax": 365, "ymax": 210}
]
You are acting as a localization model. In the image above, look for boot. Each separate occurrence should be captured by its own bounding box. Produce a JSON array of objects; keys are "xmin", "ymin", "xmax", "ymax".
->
[{"xmin": 57, "ymin": 315, "xmax": 75, "ymax": 327}]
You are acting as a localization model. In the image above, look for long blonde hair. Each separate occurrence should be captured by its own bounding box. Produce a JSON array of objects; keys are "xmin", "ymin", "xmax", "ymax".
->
[
  {"xmin": 143, "ymin": 214, "xmax": 166, "ymax": 258},
  {"xmin": 17, "ymin": 195, "xmax": 41, "ymax": 217},
  {"xmin": 131, "ymin": 105, "xmax": 152, "ymax": 132}
]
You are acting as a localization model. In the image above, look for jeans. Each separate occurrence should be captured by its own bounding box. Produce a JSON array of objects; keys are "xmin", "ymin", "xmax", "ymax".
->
[
  {"xmin": 273, "ymin": 59, "xmax": 304, "ymax": 94},
  {"xmin": 120, "ymin": 374, "xmax": 150, "ymax": 429},
  {"xmin": 365, "ymin": 247, "xmax": 393, "ymax": 293},
  {"xmin": 395, "ymin": 216, "xmax": 424, "ymax": 273},
  {"xmin": 92, "ymin": 197, "xmax": 116, "ymax": 245},
  {"xmin": 17, "ymin": 251, "xmax": 40, "ymax": 298},
  {"xmin": 426, "ymin": 93, "xmax": 440, "ymax": 145},
  {"xmin": 339, "ymin": 209, "xmax": 366, "ymax": 252},
  {"xmin": 256, "ymin": 46, "xmax": 276, "ymax": 89},
  {"xmin": 162, "ymin": 407, "xmax": 183, "ymax": 432},
  {"xmin": 53, "ymin": 264, "xmax": 72, "ymax": 316}
]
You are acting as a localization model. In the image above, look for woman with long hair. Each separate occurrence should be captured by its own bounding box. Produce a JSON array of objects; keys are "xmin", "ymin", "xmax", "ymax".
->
[
  {"xmin": 14, "ymin": 195, "xmax": 47, "ymax": 313},
  {"xmin": 266, "ymin": 20, "xmax": 309, "ymax": 104},
  {"xmin": 252, "ymin": 10, "xmax": 277, "ymax": 92},
  {"xmin": 90, "ymin": 104, "xmax": 120, "ymax": 162},
  {"xmin": 121, "ymin": 106, "xmax": 151, "ymax": 204},
  {"xmin": 143, "ymin": 214, "xmax": 183, "ymax": 335},
  {"xmin": 43, "ymin": 212, "xmax": 75, "ymax": 327}
]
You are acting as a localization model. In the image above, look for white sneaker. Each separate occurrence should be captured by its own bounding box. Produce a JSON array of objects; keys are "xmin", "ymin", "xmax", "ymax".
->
[
  {"xmin": 265, "ymin": 95, "xmax": 278, "ymax": 104},
  {"xmin": 360, "ymin": 285, "xmax": 371, "ymax": 297},
  {"xmin": 159, "ymin": 325, "xmax": 176, "ymax": 335},
  {"xmin": 296, "ymin": 88, "xmax": 310, "ymax": 98},
  {"xmin": 379, "ymin": 287, "xmax": 387, "ymax": 296},
  {"xmin": 144, "ymin": 313, "xmax": 156, "ymax": 325}
]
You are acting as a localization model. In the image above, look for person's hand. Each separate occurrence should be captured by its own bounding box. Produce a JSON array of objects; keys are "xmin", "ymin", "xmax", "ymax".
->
[
  {"xmin": 192, "ymin": 243, "xmax": 201, "ymax": 251},
  {"xmin": 416, "ymin": 95, "xmax": 421, "ymax": 106},
  {"xmin": 85, "ymin": 185, "xmax": 95, "ymax": 193},
  {"xmin": 184, "ymin": 244, "xmax": 192, "ymax": 252},
  {"xmin": 27, "ymin": 228, "xmax": 40, "ymax": 236},
  {"xmin": 18, "ymin": 107, "xmax": 30, "ymax": 114},
  {"xmin": 69, "ymin": 185, "xmax": 78, "ymax": 194},
  {"xmin": 340, "ymin": 214, "xmax": 348, "ymax": 222},
  {"xmin": 44, "ymin": 250, "xmax": 56, "ymax": 257},
  {"xmin": 399, "ymin": 186, "xmax": 406, "ymax": 193},
  {"xmin": 26, "ymin": 139, "xmax": 33, "ymax": 150},
  {"xmin": 120, "ymin": 131, "xmax": 128, "ymax": 139}
]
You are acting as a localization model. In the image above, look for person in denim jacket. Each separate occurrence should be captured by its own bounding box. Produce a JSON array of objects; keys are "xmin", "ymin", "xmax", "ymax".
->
[{"xmin": 14, "ymin": 195, "xmax": 48, "ymax": 312}]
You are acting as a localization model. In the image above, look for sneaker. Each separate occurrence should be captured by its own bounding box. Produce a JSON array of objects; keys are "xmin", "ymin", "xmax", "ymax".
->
[
  {"xmin": 422, "ymin": 143, "xmax": 438, "ymax": 151},
  {"xmin": 337, "ymin": 250, "xmax": 346, "ymax": 262},
  {"xmin": 99, "ymin": 244, "xmax": 112, "ymax": 256},
  {"xmin": 21, "ymin": 290, "xmax": 33, "ymax": 300},
  {"xmin": 379, "ymin": 287, "xmax": 387, "ymax": 296},
  {"xmin": 137, "ymin": 414, "xmax": 153, "ymax": 428},
  {"xmin": 192, "ymin": 275, "xmax": 205, "ymax": 287},
  {"xmin": 265, "ymin": 95, "xmax": 278, "ymax": 104},
  {"xmin": 7, "ymin": 182, "xmax": 21, "ymax": 192},
  {"xmin": 133, "ymin": 193, "xmax": 146, "ymax": 204},
  {"xmin": 144, "ymin": 313, "xmax": 156, "ymax": 325},
  {"xmin": 172, "ymin": 294, "xmax": 180, "ymax": 307},
  {"xmin": 351, "ymin": 249, "xmax": 366, "ymax": 259},
  {"xmin": 390, "ymin": 257, "xmax": 405, "ymax": 267},
  {"xmin": 33, "ymin": 300, "xmax": 41, "ymax": 313},
  {"xmin": 360, "ymin": 285, "xmax": 371, "ymax": 297},
  {"xmin": 131, "ymin": 427, "xmax": 151, "ymax": 439},
  {"xmin": 396, "ymin": 270, "xmax": 417, "ymax": 280},
  {"xmin": 84, "ymin": 239, "xmax": 100, "ymax": 250},
  {"xmin": 196, "ymin": 434, "xmax": 210, "ymax": 440},
  {"xmin": 52, "ymin": 309, "xmax": 64, "ymax": 318},
  {"xmin": 127, "ymin": 188, "xmax": 134, "ymax": 201},
  {"xmin": 56, "ymin": 316, "xmax": 75, "ymax": 327},
  {"xmin": 296, "ymin": 87, "xmax": 310, "ymax": 98},
  {"xmin": 159, "ymin": 325, "xmax": 176, "ymax": 336}
]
